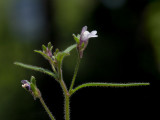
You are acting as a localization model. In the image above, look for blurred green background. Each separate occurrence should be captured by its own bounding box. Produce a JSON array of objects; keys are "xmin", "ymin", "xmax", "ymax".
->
[{"xmin": 0, "ymin": 0, "xmax": 157, "ymax": 120}]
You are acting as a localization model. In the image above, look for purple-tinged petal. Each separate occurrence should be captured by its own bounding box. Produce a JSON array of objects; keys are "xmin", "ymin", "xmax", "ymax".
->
[
  {"xmin": 46, "ymin": 48, "xmax": 52, "ymax": 57},
  {"xmin": 21, "ymin": 80, "xmax": 28, "ymax": 84},
  {"xmin": 21, "ymin": 80, "xmax": 31, "ymax": 91},
  {"xmin": 25, "ymin": 85, "xmax": 31, "ymax": 91},
  {"xmin": 81, "ymin": 31, "xmax": 90, "ymax": 42},
  {"xmin": 81, "ymin": 26, "xmax": 87, "ymax": 34},
  {"xmin": 90, "ymin": 31, "xmax": 97, "ymax": 35}
]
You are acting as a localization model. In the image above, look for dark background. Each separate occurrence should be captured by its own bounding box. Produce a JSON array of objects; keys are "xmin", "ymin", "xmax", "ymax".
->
[{"xmin": 0, "ymin": 0, "xmax": 157, "ymax": 120}]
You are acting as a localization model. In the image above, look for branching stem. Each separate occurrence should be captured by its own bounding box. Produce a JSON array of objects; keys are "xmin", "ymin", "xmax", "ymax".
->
[
  {"xmin": 58, "ymin": 67, "xmax": 70, "ymax": 120},
  {"xmin": 60, "ymin": 79, "xmax": 69, "ymax": 96},
  {"xmin": 71, "ymin": 82, "xmax": 150, "ymax": 95}
]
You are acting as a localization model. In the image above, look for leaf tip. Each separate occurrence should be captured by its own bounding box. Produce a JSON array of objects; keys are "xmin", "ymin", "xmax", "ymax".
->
[{"xmin": 14, "ymin": 62, "xmax": 20, "ymax": 66}]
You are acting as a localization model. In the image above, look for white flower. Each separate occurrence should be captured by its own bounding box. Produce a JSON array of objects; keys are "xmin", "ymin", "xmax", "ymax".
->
[
  {"xmin": 80, "ymin": 26, "xmax": 98, "ymax": 42},
  {"xmin": 77, "ymin": 26, "xmax": 98, "ymax": 58}
]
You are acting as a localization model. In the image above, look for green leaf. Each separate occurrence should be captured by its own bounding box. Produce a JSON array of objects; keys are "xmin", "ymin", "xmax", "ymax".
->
[
  {"xmin": 55, "ymin": 44, "xmax": 76, "ymax": 66},
  {"xmin": 14, "ymin": 62, "xmax": 57, "ymax": 79},
  {"xmin": 34, "ymin": 50, "xmax": 48, "ymax": 58},
  {"xmin": 56, "ymin": 52, "xmax": 69, "ymax": 65},
  {"xmin": 77, "ymin": 34, "xmax": 80, "ymax": 39},
  {"xmin": 50, "ymin": 46, "xmax": 53, "ymax": 51},
  {"xmin": 42, "ymin": 45, "xmax": 47, "ymax": 52},
  {"xmin": 30, "ymin": 76, "xmax": 37, "ymax": 93},
  {"xmin": 54, "ymin": 44, "xmax": 77, "ymax": 79},
  {"xmin": 63, "ymin": 44, "xmax": 77, "ymax": 53},
  {"xmin": 48, "ymin": 42, "xmax": 52, "ymax": 50},
  {"xmin": 34, "ymin": 50, "xmax": 53, "ymax": 61},
  {"xmin": 54, "ymin": 48, "xmax": 59, "ymax": 56}
]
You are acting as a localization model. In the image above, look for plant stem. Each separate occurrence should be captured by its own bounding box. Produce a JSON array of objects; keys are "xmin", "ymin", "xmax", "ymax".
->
[
  {"xmin": 39, "ymin": 96, "xmax": 56, "ymax": 120},
  {"xmin": 50, "ymin": 61, "xmax": 56, "ymax": 73},
  {"xmin": 59, "ymin": 80, "xmax": 70, "ymax": 120},
  {"xmin": 60, "ymin": 79, "xmax": 69, "ymax": 96},
  {"xmin": 69, "ymin": 55, "xmax": 81, "ymax": 94},
  {"xmin": 57, "ymin": 63, "xmax": 70, "ymax": 120},
  {"xmin": 71, "ymin": 82, "xmax": 150, "ymax": 95},
  {"xmin": 64, "ymin": 95, "xmax": 70, "ymax": 120}
]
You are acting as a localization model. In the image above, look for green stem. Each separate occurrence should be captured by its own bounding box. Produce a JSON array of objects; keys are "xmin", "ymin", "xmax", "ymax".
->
[
  {"xmin": 39, "ymin": 97, "xmax": 56, "ymax": 120},
  {"xmin": 57, "ymin": 63, "xmax": 70, "ymax": 120},
  {"xmin": 64, "ymin": 95, "xmax": 70, "ymax": 120},
  {"xmin": 69, "ymin": 55, "xmax": 81, "ymax": 94},
  {"xmin": 60, "ymin": 79, "xmax": 69, "ymax": 96},
  {"xmin": 50, "ymin": 62, "xmax": 56, "ymax": 73},
  {"xmin": 59, "ymin": 79, "xmax": 70, "ymax": 120},
  {"xmin": 71, "ymin": 82, "xmax": 150, "ymax": 95}
]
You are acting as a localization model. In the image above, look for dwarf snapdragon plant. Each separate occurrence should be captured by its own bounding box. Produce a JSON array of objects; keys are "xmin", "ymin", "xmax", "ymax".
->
[{"xmin": 15, "ymin": 26, "xmax": 149, "ymax": 120}]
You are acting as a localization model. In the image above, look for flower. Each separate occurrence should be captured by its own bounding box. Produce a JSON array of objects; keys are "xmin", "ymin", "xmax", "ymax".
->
[
  {"xmin": 21, "ymin": 80, "xmax": 31, "ymax": 91},
  {"xmin": 77, "ymin": 26, "xmax": 98, "ymax": 58},
  {"xmin": 21, "ymin": 77, "xmax": 41, "ymax": 100},
  {"xmin": 80, "ymin": 26, "xmax": 98, "ymax": 42}
]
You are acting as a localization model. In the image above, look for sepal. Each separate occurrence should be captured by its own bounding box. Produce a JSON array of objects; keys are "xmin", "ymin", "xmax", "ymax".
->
[{"xmin": 73, "ymin": 34, "xmax": 80, "ymax": 44}]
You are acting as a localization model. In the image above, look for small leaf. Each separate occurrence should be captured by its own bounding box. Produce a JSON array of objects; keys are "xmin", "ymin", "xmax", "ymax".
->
[
  {"xmin": 31, "ymin": 76, "xmax": 36, "ymax": 86},
  {"xmin": 34, "ymin": 50, "xmax": 47, "ymax": 58},
  {"xmin": 56, "ymin": 52, "xmax": 69, "ymax": 65},
  {"xmin": 42, "ymin": 45, "xmax": 47, "ymax": 52},
  {"xmin": 34, "ymin": 50, "xmax": 53, "ymax": 61},
  {"xmin": 55, "ymin": 44, "xmax": 76, "ymax": 64},
  {"xmin": 57, "ymin": 52, "xmax": 69, "ymax": 59},
  {"xmin": 30, "ymin": 76, "xmax": 37, "ymax": 94},
  {"xmin": 54, "ymin": 44, "xmax": 77, "ymax": 70},
  {"xmin": 77, "ymin": 34, "xmax": 80, "ymax": 39},
  {"xmin": 54, "ymin": 48, "xmax": 59, "ymax": 56},
  {"xmin": 50, "ymin": 46, "xmax": 53, "ymax": 51},
  {"xmin": 14, "ymin": 62, "xmax": 57, "ymax": 79},
  {"xmin": 48, "ymin": 42, "xmax": 52, "ymax": 49}
]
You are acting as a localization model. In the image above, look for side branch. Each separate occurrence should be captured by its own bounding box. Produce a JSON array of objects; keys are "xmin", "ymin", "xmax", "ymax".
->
[
  {"xmin": 69, "ymin": 54, "xmax": 81, "ymax": 94},
  {"xmin": 39, "ymin": 97, "xmax": 56, "ymax": 120},
  {"xmin": 71, "ymin": 82, "xmax": 150, "ymax": 95}
]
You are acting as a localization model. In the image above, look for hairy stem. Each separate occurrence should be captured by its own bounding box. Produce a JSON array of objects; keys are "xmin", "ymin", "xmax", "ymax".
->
[
  {"xmin": 59, "ymin": 80, "xmax": 70, "ymax": 120},
  {"xmin": 50, "ymin": 61, "xmax": 56, "ymax": 73},
  {"xmin": 71, "ymin": 82, "xmax": 150, "ymax": 95},
  {"xmin": 39, "ymin": 97, "xmax": 56, "ymax": 120},
  {"xmin": 57, "ymin": 61, "xmax": 70, "ymax": 120},
  {"xmin": 60, "ymin": 79, "xmax": 69, "ymax": 96},
  {"xmin": 64, "ymin": 95, "xmax": 70, "ymax": 120},
  {"xmin": 69, "ymin": 55, "xmax": 81, "ymax": 94}
]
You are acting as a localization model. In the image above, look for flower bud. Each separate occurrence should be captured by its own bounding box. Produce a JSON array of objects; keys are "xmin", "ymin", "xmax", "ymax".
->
[
  {"xmin": 21, "ymin": 76, "xmax": 41, "ymax": 100},
  {"xmin": 21, "ymin": 80, "xmax": 31, "ymax": 91}
]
